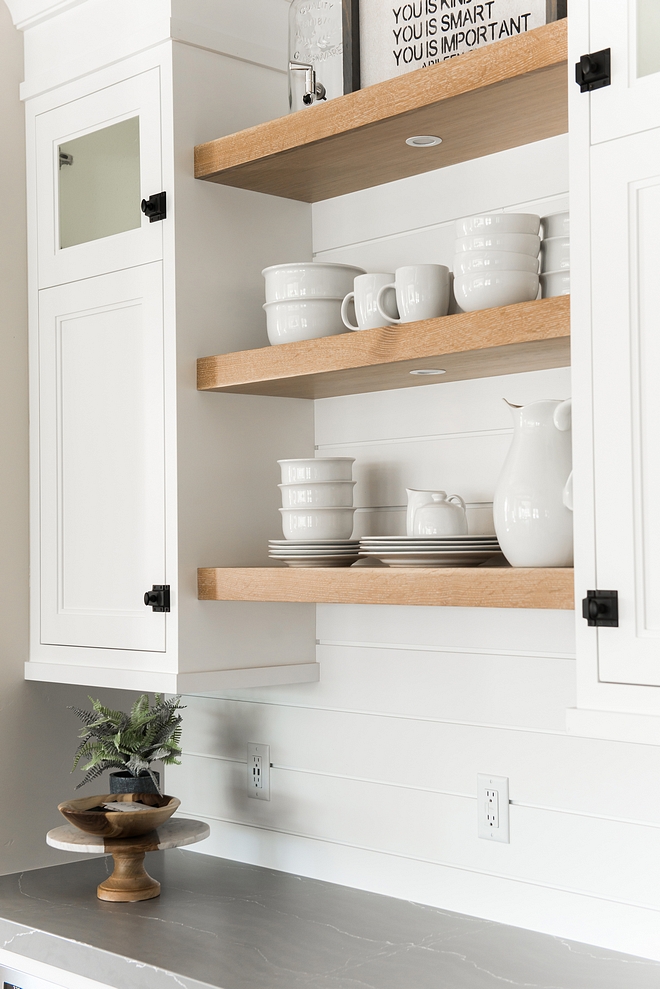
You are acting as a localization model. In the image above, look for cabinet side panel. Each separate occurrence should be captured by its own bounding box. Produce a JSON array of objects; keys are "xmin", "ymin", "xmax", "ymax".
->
[{"xmin": 172, "ymin": 43, "xmax": 316, "ymax": 673}]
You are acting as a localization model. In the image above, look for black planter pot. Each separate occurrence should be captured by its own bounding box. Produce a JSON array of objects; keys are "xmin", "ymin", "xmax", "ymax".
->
[{"xmin": 109, "ymin": 770, "xmax": 160, "ymax": 795}]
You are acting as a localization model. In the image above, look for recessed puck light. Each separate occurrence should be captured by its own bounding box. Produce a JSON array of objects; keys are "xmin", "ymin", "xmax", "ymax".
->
[
  {"xmin": 405, "ymin": 135, "xmax": 443, "ymax": 148},
  {"xmin": 409, "ymin": 368, "xmax": 447, "ymax": 375}
]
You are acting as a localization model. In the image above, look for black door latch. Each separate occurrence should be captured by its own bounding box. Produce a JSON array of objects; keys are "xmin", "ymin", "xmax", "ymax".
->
[
  {"xmin": 141, "ymin": 191, "xmax": 166, "ymax": 222},
  {"xmin": 575, "ymin": 49, "xmax": 611, "ymax": 93},
  {"xmin": 144, "ymin": 585, "xmax": 170, "ymax": 612},
  {"xmin": 582, "ymin": 589, "xmax": 618, "ymax": 627}
]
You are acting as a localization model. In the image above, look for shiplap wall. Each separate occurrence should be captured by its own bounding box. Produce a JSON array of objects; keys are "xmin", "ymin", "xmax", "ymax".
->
[{"xmin": 168, "ymin": 135, "xmax": 660, "ymax": 962}]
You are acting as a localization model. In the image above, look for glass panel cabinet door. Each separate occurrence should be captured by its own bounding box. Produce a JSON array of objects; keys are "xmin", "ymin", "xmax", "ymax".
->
[
  {"xmin": 589, "ymin": 0, "xmax": 660, "ymax": 143},
  {"xmin": 36, "ymin": 68, "xmax": 163, "ymax": 288},
  {"xmin": 58, "ymin": 116, "xmax": 141, "ymax": 250}
]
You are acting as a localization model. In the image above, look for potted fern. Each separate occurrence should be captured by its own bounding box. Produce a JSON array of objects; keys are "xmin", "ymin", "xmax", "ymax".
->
[{"xmin": 71, "ymin": 694, "xmax": 184, "ymax": 794}]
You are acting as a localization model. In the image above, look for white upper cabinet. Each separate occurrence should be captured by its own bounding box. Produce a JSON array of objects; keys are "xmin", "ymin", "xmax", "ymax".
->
[
  {"xmin": 35, "ymin": 67, "xmax": 163, "ymax": 287},
  {"xmin": 38, "ymin": 263, "xmax": 167, "ymax": 654},
  {"xmin": 589, "ymin": 0, "xmax": 660, "ymax": 143},
  {"xmin": 590, "ymin": 126, "xmax": 660, "ymax": 688}
]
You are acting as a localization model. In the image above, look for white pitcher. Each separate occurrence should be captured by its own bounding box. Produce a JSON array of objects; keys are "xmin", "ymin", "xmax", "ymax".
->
[
  {"xmin": 493, "ymin": 399, "xmax": 573, "ymax": 567},
  {"xmin": 406, "ymin": 489, "xmax": 468, "ymax": 536}
]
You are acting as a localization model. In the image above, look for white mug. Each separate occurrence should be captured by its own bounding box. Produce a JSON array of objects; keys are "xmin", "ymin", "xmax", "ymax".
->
[
  {"xmin": 376, "ymin": 264, "xmax": 450, "ymax": 324},
  {"xmin": 341, "ymin": 273, "xmax": 395, "ymax": 331}
]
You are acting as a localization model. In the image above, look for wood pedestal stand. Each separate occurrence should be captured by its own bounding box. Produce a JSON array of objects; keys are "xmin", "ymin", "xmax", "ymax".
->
[
  {"xmin": 98, "ymin": 837, "xmax": 162, "ymax": 901},
  {"xmin": 47, "ymin": 818, "xmax": 210, "ymax": 902}
]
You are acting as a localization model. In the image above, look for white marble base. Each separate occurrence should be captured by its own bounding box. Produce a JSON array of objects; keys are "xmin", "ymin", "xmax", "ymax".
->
[{"xmin": 46, "ymin": 818, "xmax": 209, "ymax": 854}]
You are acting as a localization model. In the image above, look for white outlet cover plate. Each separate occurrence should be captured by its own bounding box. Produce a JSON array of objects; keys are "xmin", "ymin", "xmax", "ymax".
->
[
  {"xmin": 247, "ymin": 742, "xmax": 270, "ymax": 801},
  {"xmin": 477, "ymin": 773, "xmax": 510, "ymax": 843}
]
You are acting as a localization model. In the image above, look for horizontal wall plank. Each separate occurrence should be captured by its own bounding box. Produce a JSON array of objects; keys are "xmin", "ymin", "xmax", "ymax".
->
[
  {"xmin": 194, "ymin": 640, "xmax": 574, "ymax": 731},
  {"xmin": 170, "ymin": 760, "xmax": 660, "ymax": 910},
  {"xmin": 176, "ymin": 695, "xmax": 660, "ymax": 823},
  {"xmin": 312, "ymin": 136, "xmax": 568, "ymax": 253},
  {"xmin": 316, "ymin": 602, "xmax": 576, "ymax": 653},
  {"xmin": 314, "ymin": 367, "xmax": 571, "ymax": 447}
]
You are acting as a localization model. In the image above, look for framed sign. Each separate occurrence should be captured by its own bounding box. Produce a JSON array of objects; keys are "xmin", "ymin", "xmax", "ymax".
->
[
  {"xmin": 288, "ymin": 0, "xmax": 360, "ymax": 111},
  {"xmin": 359, "ymin": 0, "xmax": 567, "ymax": 88}
]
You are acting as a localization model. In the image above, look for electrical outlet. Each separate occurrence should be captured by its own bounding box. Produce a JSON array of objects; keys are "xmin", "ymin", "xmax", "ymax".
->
[
  {"xmin": 477, "ymin": 774, "xmax": 509, "ymax": 842},
  {"xmin": 247, "ymin": 742, "xmax": 270, "ymax": 800}
]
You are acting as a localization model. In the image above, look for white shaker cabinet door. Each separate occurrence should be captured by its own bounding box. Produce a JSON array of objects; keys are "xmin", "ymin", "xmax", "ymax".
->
[
  {"xmin": 37, "ymin": 263, "xmax": 167, "ymax": 653},
  {"xmin": 35, "ymin": 67, "xmax": 163, "ymax": 288},
  {"xmin": 590, "ymin": 127, "xmax": 660, "ymax": 686},
  {"xmin": 588, "ymin": 0, "xmax": 660, "ymax": 143}
]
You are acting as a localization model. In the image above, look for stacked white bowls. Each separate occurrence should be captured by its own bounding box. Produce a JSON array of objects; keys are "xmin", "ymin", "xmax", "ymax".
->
[
  {"xmin": 262, "ymin": 262, "xmax": 365, "ymax": 345},
  {"xmin": 452, "ymin": 214, "xmax": 541, "ymax": 312},
  {"xmin": 540, "ymin": 211, "xmax": 570, "ymax": 298},
  {"xmin": 275, "ymin": 458, "xmax": 357, "ymax": 546}
]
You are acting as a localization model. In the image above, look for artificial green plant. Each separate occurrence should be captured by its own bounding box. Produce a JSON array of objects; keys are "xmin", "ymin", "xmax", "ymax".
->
[{"xmin": 71, "ymin": 694, "xmax": 185, "ymax": 791}]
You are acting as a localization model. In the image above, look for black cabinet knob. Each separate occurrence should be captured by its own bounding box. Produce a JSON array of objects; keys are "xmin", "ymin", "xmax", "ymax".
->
[
  {"xmin": 144, "ymin": 585, "xmax": 170, "ymax": 612},
  {"xmin": 140, "ymin": 192, "xmax": 166, "ymax": 222}
]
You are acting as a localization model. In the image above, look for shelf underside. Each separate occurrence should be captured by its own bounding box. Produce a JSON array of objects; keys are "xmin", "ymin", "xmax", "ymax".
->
[
  {"xmin": 198, "ymin": 567, "xmax": 575, "ymax": 610},
  {"xmin": 194, "ymin": 21, "xmax": 567, "ymax": 202},
  {"xmin": 198, "ymin": 296, "xmax": 569, "ymax": 399}
]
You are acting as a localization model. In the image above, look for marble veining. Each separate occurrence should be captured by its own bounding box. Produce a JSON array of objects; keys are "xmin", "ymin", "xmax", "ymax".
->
[{"xmin": 0, "ymin": 851, "xmax": 657, "ymax": 989}]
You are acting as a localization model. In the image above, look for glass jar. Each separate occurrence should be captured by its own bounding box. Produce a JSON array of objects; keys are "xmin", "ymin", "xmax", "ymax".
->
[{"xmin": 288, "ymin": 0, "xmax": 344, "ymax": 111}]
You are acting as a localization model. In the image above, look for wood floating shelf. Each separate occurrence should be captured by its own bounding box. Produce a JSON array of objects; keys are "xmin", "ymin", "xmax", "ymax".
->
[
  {"xmin": 198, "ymin": 567, "xmax": 574, "ymax": 610},
  {"xmin": 198, "ymin": 296, "xmax": 569, "ymax": 399},
  {"xmin": 194, "ymin": 21, "xmax": 567, "ymax": 202}
]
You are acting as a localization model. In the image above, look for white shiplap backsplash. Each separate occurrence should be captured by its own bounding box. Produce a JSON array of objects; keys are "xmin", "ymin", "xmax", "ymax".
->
[{"xmin": 168, "ymin": 134, "xmax": 660, "ymax": 962}]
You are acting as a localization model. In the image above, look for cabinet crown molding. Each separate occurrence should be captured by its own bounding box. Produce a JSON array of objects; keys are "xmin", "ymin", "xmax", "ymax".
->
[{"xmin": 5, "ymin": 0, "xmax": 87, "ymax": 29}]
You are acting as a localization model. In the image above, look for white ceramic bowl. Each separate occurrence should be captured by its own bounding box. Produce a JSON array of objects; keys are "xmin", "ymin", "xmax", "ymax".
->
[
  {"xmin": 540, "ymin": 270, "xmax": 570, "ymax": 298},
  {"xmin": 264, "ymin": 298, "xmax": 346, "ymax": 345},
  {"xmin": 278, "ymin": 458, "xmax": 355, "ymax": 483},
  {"xmin": 453, "ymin": 250, "xmax": 539, "ymax": 276},
  {"xmin": 453, "ymin": 270, "xmax": 540, "ymax": 312},
  {"xmin": 456, "ymin": 213, "xmax": 540, "ymax": 237},
  {"xmin": 540, "ymin": 236, "xmax": 570, "ymax": 272},
  {"xmin": 280, "ymin": 507, "xmax": 356, "ymax": 540},
  {"xmin": 262, "ymin": 262, "xmax": 365, "ymax": 303},
  {"xmin": 279, "ymin": 481, "xmax": 356, "ymax": 508},
  {"xmin": 455, "ymin": 232, "xmax": 540, "ymax": 256},
  {"xmin": 541, "ymin": 211, "xmax": 569, "ymax": 239}
]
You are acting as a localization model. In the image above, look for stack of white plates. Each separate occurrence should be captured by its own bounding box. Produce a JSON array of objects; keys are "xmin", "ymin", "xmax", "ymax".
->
[
  {"xmin": 359, "ymin": 535, "xmax": 501, "ymax": 567},
  {"xmin": 540, "ymin": 211, "xmax": 570, "ymax": 298},
  {"xmin": 268, "ymin": 539, "xmax": 360, "ymax": 567}
]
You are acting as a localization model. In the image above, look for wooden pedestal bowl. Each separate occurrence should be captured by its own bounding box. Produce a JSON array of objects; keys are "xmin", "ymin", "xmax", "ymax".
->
[{"xmin": 58, "ymin": 792, "xmax": 180, "ymax": 839}]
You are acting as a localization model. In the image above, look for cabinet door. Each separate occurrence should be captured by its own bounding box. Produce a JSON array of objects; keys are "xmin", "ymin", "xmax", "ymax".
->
[
  {"xmin": 38, "ymin": 263, "xmax": 166, "ymax": 652},
  {"xmin": 590, "ymin": 127, "xmax": 660, "ymax": 685},
  {"xmin": 589, "ymin": 0, "xmax": 660, "ymax": 143},
  {"xmin": 35, "ymin": 67, "xmax": 163, "ymax": 288}
]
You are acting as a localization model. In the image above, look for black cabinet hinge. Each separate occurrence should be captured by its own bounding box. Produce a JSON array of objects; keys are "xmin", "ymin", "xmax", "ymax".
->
[
  {"xmin": 582, "ymin": 589, "xmax": 618, "ymax": 627},
  {"xmin": 141, "ymin": 191, "xmax": 166, "ymax": 222},
  {"xmin": 575, "ymin": 48, "xmax": 611, "ymax": 93},
  {"xmin": 144, "ymin": 584, "xmax": 170, "ymax": 612}
]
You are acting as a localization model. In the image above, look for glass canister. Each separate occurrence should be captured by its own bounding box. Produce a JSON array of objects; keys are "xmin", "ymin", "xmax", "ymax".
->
[{"xmin": 288, "ymin": 0, "xmax": 344, "ymax": 111}]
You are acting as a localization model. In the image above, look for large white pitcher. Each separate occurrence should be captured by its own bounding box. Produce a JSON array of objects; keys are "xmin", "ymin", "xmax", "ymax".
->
[{"xmin": 493, "ymin": 399, "xmax": 573, "ymax": 567}]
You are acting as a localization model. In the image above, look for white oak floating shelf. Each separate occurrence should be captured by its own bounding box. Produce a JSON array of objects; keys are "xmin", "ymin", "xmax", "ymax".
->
[
  {"xmin": 197, "ymin": 296, "xmax": 569, "ymax": 399},
  {"xmin": 194, "ymin": 21, "xmax": 567, "ymax": 202},
  {"xmin": 198, "ymin": 568, "xmax": 575, "ymax": 610}
]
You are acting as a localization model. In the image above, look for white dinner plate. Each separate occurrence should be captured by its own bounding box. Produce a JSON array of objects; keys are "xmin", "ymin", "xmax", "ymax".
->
[{"xmin": 358, "ymin": 550, "xmax": 502, "ymax": 567}]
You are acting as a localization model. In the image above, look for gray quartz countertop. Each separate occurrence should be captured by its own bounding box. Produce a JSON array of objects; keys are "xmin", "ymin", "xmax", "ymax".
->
[{"xmin": 0, "ymin": 849, "xmax": 659, "ymax": 989}]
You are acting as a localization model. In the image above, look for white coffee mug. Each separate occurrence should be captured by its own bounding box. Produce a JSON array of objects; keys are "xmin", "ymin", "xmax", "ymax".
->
[
  {"xmin": 341, "ymin": 273, "xmax": 395, "ymax": 331},
  {"xmin": 376, "ymin": 264, "xmax": 451, "ymax": 324}
]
